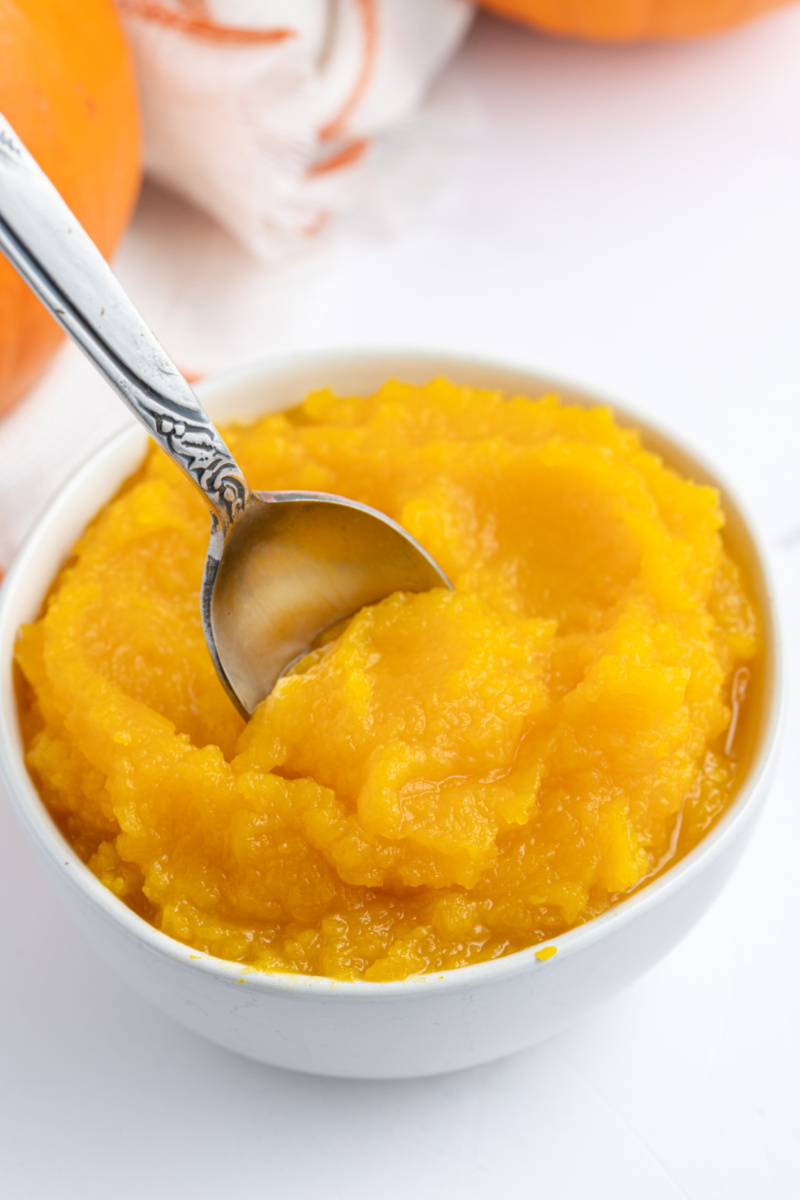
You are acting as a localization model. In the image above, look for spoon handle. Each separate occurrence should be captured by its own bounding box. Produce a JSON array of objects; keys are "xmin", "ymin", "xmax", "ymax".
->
[{"xmin": 0, "ymin": 116, "xmax": 248, "ymax": 529}]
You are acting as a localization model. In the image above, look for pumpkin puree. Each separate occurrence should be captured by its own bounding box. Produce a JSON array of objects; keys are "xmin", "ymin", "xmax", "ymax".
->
[{"xmin": 16, "ymin": 379, "xmax": 760, "ymax": 981}]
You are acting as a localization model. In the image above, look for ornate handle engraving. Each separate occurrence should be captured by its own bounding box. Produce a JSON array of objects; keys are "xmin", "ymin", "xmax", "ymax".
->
[
  {"xmin": 143, "ymin": 401, "xmax": 247, "ymax": 524},
  {"xmin": 0, "ymin": 114, "xmax": 249, "ymax": 527}
]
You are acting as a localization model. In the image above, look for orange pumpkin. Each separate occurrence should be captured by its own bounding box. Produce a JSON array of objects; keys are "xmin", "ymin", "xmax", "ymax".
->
[
  {"xmin": 478, "ymin": 0, "xmax": 793, "ymax": 40},
  {"xmin": 0, "ymin": 0, "xmax": 140, "ymax": 417}
]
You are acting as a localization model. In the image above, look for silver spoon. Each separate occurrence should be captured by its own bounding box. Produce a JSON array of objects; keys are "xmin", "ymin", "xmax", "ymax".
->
[{"xmin": 0, "ymin": 116, "xmax": 450, "ymax": 716}]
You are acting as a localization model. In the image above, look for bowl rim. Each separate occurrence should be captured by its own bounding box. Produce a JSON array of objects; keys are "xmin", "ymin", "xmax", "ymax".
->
[{"xmin": 0, "ymin": 346, "xmax": 785, "ymax": 999}]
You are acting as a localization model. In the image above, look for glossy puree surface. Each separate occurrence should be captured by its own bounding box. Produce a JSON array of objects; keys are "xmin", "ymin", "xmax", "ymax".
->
[{"xmin": 16, "ymin": 380, "xmax": 760, "ymax": 980}]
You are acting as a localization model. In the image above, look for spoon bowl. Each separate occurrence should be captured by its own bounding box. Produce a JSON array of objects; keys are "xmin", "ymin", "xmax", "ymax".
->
[
  {"xmin": 205, "ymin": 490, "xmax": 448, "ymax": 714},
  {"xmin": 0, "ymin": 115, "xmax": 449, "ymax": 715}
]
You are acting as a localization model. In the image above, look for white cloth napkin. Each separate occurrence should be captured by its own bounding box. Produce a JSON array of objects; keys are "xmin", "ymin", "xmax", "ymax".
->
[{"xmin": 116, "ymin": 0, "xmax": 475, "ymax": 257}]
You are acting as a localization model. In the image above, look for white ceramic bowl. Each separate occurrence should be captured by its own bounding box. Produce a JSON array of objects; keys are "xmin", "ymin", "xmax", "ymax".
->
[{"xmin": 0, "ymin": 349, "xmax": 784, "ymax": 1079}]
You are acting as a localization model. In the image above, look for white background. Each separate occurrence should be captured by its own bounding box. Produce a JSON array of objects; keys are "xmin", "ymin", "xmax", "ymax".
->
[{"xmin": 2, "ymin": 11, "xmax": 800, "ymax": 1198}]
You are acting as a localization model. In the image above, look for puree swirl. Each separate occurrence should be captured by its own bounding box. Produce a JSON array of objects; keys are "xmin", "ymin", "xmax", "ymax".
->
[{"xmin": 16, "ymin": 379, "xmax": 760, "ymax": 980}]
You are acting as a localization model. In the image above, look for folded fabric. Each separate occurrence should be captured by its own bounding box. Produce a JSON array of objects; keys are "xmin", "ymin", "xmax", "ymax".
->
[{"xmin": 116, "ymin": 0, "xmax": 475, "ymax": 257}]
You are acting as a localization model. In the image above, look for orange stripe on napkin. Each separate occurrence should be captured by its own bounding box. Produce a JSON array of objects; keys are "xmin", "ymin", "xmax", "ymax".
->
[
  {"xmin": 320, "ymin": 0, "xmax": 378, "ymax": 142},
  {"xmin": 118, "ymin": 0, "xmax": 294, "ymax": 45},
  {"xmin": 309, "ymin": 138, "xmax": 369, "ymax": 177}
]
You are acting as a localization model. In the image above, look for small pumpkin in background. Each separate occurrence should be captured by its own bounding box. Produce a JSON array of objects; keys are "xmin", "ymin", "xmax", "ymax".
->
[
  {"xmin": 479, "ymin": 0, "xmax": 793, "ymax": 40},
  {"xmin": 0, "ymin": 0, "xmax": 140, "ymax": 418}
]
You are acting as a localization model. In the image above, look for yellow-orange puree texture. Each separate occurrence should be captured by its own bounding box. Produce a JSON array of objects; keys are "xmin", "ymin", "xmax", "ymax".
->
[{"xmin": 16, "ymin": 380, "xmax": 760, "ymax": 980}]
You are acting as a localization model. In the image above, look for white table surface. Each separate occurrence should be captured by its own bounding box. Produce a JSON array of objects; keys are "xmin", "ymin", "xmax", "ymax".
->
[{"xmin": 2, "ymin": 11, "xmax": 800, "ymax": 1198}]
